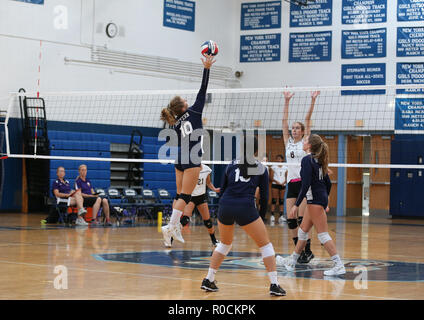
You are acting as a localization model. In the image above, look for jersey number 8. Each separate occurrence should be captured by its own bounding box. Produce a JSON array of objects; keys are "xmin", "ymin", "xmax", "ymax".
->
[{"xmin": 180, "ymin": 121, "xmax": 193, "ymax": 138}]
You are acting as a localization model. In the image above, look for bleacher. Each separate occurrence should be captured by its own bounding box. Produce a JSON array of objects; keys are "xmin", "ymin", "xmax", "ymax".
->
[
  {"xmin": 142, "ymin": 136, "xmax": 176, "ymax": 197},
  {"xmin": 48, "ymin": 130, "xmax": 176, "ymax": 198}
]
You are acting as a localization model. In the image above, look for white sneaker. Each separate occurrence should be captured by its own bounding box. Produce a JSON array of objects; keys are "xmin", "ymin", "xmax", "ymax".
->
[
  {"xmin": 324, "ymin": 264, "xmax": 346, "ymax": 276},
  {"xmin": 278, "ymin": 215, "xmax": 286, "ymax": 224},
  {"xmin": 162, "ymin": 225, "xmax": 172, "ymax": 248},
  {"xmin": 276, "ymin": 255, "xmax": 296, "ymax": 271},
  {"xmin": 171, "ymin": 223, "xmax": 185, "ymax": 243},
  {"xmin": 75, "ymin": 217, "xmax": 88, "ymax": 226},
  {"xmin": 270, "ymin": 215, "xmax": 275, "ymax": 226},
  {"xmin": 78, "ymin": 208, "xmax": 87, "ymax": 216}
]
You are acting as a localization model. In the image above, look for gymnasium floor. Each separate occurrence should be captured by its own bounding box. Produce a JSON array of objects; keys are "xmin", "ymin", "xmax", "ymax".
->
[{"xmin": 0, "ymin": 213, "xmax": 423, "ymax": 300}]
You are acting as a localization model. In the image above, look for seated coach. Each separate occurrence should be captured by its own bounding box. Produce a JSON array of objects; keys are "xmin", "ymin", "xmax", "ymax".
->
[
  {"xmin": 75, "ymin": 164, "xmax": 112, "ymax": 226},
  {"xmin": 52, "ymin": 166, "xmax": 87, "ymax": 225}
]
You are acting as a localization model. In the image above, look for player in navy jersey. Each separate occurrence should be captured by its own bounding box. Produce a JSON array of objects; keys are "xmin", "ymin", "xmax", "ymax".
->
[
  {"xmin": 160, "ymin": 54, "xmax": 215, "ymax": 246},
  {"xmin": 282, "ymin": 90, "xmax": 319, "ymax": 264},
  {"xmin": 276, "ymin": 134, "xmax": 346, "ymax": 276},
  {"xmin": 201, "ymin": 136, "xmax": 286, "ymax": 296}
]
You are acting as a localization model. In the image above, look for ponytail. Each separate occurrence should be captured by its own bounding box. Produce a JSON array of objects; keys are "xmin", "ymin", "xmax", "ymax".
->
[
  {"xmin": 308, "ymin": 134, "xmax": 329, "ymax": 176},
  {"xmin": 160, "ymin": 107, "xmax": 177, "ymax": 126},
  {"xmin": 160, "ymin": 96, "xmax": 185, "ymax": 126},
  {"xmin": 239, "ymin": 135, "xmax": 259, "ymax": 179}
]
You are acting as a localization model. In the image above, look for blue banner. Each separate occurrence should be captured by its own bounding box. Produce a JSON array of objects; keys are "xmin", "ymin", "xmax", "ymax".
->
[
  {"xmin": 398, "ymin": 0, "xmax": 424, "ymax": 22},
  {"xmin": 13, "ymin": 0, "xmax": 44, "ymax": 4},
  {"xmin": 241, "ymin": 1, "xmax": 281, "ymax": 30},
  {"xmin": 289, "ymin": 31, "xmax": 332, "ymax": 62},
  {"xmin": 240, "ymin": 34, "xmax": 281, "ymax": 62},
  {"xmin": 397, "ymin": 63, "xmax": 424, "ymax": 94},
  {"xmin": 342, "ymin": 28, "xmax": 386, "ymax": 59},
  {"xmin": 397, "ymin": 27, "xmax": 424, "ymax": 57},
  {"xmin": 342, "ymin": 0, "xmax": 387, "ymax": 24},
  {"xmin": 290, "ymin": 0, "xmax": 332, "ymax": 27},
  {"xmin": 395, "ymin": 98, "xmax": 424, "ymax": 131},
  {"xmin": 163, "ymin": 0, "xmax": 195, "ymax": 32},
  {"xmin": 341, "ymin": 63, "xmax": 386, "ymax": 95}
]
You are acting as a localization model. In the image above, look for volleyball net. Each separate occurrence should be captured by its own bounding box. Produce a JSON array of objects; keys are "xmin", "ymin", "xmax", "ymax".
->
[{"xmin": 2, "ymin": 85, "xmax": 424, "ymax": 169}]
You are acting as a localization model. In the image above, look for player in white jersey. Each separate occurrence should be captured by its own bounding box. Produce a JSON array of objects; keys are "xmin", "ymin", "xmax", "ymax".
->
[
  {"xmin": 171, "ymin": 164, "xmax": 220, "ymax": 247},
  {"xmin": 282, "ymin": 90, "xmax": 320, "ymax": 264},
  {"xmin": 270, "ymin": 155, "xmax": 288, "ymax": 225}
]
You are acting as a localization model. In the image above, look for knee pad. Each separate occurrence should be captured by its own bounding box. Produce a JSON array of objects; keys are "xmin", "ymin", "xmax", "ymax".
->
[
  {"xmin": 287, "ymin": 219, "xmax": 298, "ymax": 230},
  {"xmin": 297, "ymin": 216, "xmax": 303, "ymax": 226},
  {"xmin": 179, "ymin": 193, "xmax": 192, "ymax": 204},
  {"xmin": 297, "ymin": 228, "xmax": 309, "ymax": 241},
  {"xmin": 271, "ymin": 198, "xmax": 277, "ymax": 205},
  {"xmin": 203, "ymin": 219, "xmax": 213, "ymax": 229},
  {"xmin": 260, "ymin": 243, "xmax": 275, "ymax": 259},
  {"xmin": 174, "ymin": 194, "xmax": 180, "ymax": 201},
  {"xmin": 318, "ymin": 232, "xmax": 332, "ymax": 245},
  {"xmin": 279, "ymin": 199, "xmax": 284, "ymax": 205},
  {"xmin": 180, "ymin": 215, "xmax": 190, "ymax": 226},
  {"xmin": 215, "ymin": 243, "xmax": 232, "ymax": 256}
]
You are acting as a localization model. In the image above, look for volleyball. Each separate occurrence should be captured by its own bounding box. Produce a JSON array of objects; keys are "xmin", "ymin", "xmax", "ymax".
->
[{"xmin": 201, "ymin": 40, "xmax": 219, "ymax": 56}]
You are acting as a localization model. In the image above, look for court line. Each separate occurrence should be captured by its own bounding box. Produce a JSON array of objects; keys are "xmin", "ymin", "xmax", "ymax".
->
[{"xmin": 0, "ymin": 259, "xmax": 408, "ymax": 300}]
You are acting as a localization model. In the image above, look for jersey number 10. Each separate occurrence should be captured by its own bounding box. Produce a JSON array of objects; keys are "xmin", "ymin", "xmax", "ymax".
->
[{"xmin": 180, "ymin": 121, "xmax": 193, "ymax": 138}]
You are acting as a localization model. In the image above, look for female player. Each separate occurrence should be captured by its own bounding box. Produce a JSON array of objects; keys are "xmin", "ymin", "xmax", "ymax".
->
[
  {"xmin": 160, "ymin": 54, "xmax": 215, "ymax": 246},
  {"xmin": 282, "ymin": 90, "xmax": 319, "ymax": 264},
  {"xmin": 277, "ymin": 134, "xmax": 345, "ymax": 276},
  {"xmin": 179, "ymin": 164, "xmax": 220, "ymax": 247},
  {"xmin": 201, "ymin": 136, "xmax": 286, "ymax": 296},
  {"xmin": 269, "ymin": 154, "xmax": 287, "ymax": 225}
]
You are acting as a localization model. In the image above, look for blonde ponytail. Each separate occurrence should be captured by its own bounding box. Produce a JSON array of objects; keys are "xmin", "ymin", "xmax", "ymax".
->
[
  {"xmin": 160, "ymin": 96, "xmax": 185, "ymax": 126},
  {"xmin": 308, "ymin": 134, "xmax": 329, "ymax": 176}
]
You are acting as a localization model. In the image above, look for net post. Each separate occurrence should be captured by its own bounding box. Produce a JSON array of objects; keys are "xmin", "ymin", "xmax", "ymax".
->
[
  {"xmin": 4, "ymin": 94, "xmax": 14, "ymax": 156},
  {"xmin": 337, "ymin": 134, "xmax": 347, "ymax": 217}
]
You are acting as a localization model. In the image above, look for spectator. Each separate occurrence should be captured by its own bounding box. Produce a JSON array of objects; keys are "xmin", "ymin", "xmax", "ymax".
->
[
  {"xmin": 52, "ymin": 166, "xmax": 87, "ymax": 225},
  {"xmin": 75, "ymin": 164, "xmax": 112, "ymax": 226}
]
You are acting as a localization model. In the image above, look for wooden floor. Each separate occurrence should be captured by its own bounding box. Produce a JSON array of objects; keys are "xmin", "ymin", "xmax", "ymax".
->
[{"xmin": 0, "ymin": 213, "xmax": 423, "ymax": 300}]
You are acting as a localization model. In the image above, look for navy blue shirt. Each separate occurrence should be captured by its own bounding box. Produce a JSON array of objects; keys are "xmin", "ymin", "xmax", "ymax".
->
[
  {"xmin": 219, "ymin": 160, "xmax": 269, "ymax": 217},
  {"xmin": 172, "ymin": 68, "xmax": 210, "ymax": 163},
  {"xmin": 52, "ymin": 179, "xmax": 71, "ymax": 197},
  {"xmin": 296, "ymin": 154, "xmax": 332, "ymax": 208}
]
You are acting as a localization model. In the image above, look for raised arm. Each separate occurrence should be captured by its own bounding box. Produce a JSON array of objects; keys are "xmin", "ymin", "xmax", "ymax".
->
[
  {"xmin": 190, "ymin": 54, "xmax": 215, "ymax": 114},
  {"xmin": 282, "ymin": 91, "xmax": 294, "ymax": 145},
  {"xmin": 305, "ymin": 91, "xmax": 320, "ymax": 138}
]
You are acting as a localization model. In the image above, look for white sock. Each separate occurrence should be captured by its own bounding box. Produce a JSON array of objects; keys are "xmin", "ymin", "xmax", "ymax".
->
[
  {"xmin": 292, "ymin": 251, "xmax": 300, "ymax": 261},
  {"xmin": 331, "ymin": 254, "xmax": 342, "ymax": 266},
  {"xmin": 206, "ymin": 268, "xmax": 217, "ymax": 282},
  {"xmin": 170, "ymin": 208, "xmax": 183, "ymax": 226},
  {"xmin": 268, "ymin": 271, "xmax": 279, "ymax": 285}
]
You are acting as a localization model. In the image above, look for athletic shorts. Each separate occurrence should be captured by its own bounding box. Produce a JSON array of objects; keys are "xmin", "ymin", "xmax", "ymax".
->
[
  {"xmin": 307, "ymin": 200, "xmax": 328, "ymax": 210},
  {"xmin": 83, "ymin": 197, "xmax": 98, "ymax": 207},
  {"xmin": 286, "ymin": 181, "xmax": 302, "ymax": 199},
  {"xmin": 190, "ymin": 194, "xmax": 207, "ymax": 206},
  {"xmin": 218, "ymin": 204, "xmax": 260, "ymax": 227},
  {"xmin": 271, "ymin": 184, "xmax": 286, "ymax": 190},
  {"xmin": 174, "ymin": 163, "xmax": 201, "ymax": 171}
]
